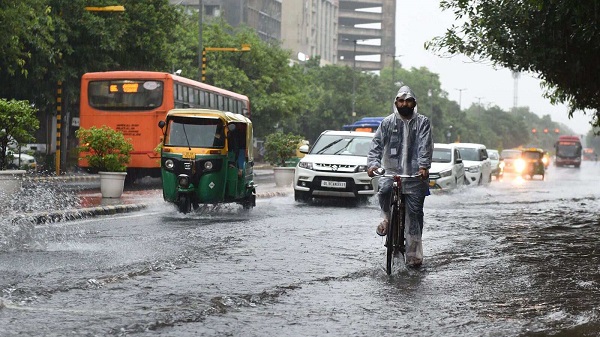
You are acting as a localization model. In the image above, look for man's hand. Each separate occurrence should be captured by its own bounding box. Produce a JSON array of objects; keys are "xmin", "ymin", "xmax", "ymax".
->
[
  {"xmin": 367, "ymin": 166, "xmax": 379, "ymax": 177},
  {"xmin": 418, "ymin": 167, "xmax": 429, "ymax": 179}
]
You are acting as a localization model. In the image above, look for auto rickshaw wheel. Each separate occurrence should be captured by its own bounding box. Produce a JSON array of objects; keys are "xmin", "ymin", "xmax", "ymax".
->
[{"xmin": 178, "ymin": 194, "xmax": 191, "ymax": 213}]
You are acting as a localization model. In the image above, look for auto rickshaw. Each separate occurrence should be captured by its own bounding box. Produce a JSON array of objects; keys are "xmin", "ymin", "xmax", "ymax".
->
[
  {"xmin": 158, "ymin": 109, "xmax": 256, "ymax": 213},
  {"xmin": 520, "ymin": 148, "xmax": 546, "ymax": 180}
]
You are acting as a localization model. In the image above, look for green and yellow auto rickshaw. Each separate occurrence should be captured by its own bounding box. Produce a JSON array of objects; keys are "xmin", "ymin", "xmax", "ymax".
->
[
  {"xmin": 158, "ymin": 109, "xmax": 256, "ymax": 213},
  {"xmin": 520, "ymin": 148, "xmax": 546, "ymax": 180}
]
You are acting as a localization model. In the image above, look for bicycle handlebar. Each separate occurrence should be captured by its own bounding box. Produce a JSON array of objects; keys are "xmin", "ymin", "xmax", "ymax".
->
[{"xmin": 371, "ymin": 168, "xmax": 422, "ymax": 179}]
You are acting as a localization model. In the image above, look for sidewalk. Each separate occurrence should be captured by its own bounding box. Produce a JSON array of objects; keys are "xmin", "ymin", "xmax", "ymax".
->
[{"xmin": 7, "ymin": 168, "xmax": 292, "ymax": 224}]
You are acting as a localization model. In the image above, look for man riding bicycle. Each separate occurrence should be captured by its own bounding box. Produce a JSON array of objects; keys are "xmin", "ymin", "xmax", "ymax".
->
[{"xmin": 367, "ymin": 85, "xmax": 433, "ymax": 267}]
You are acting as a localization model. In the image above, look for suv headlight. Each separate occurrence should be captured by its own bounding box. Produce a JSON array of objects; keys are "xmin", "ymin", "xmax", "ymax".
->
[
  {"xmin": 298, "ymin": 161, "xmax": 313, "ymax": 170},
  {"xmin": 466, "ymin": 166, "xmax": 480, "ymax": 173},
  {"xmin": 355, "ymin": 165, "xmax": 368, "ymax": 172},
  {"xmin": 439, "ymin": 168, "xmax": 452, "ymax": 177}
]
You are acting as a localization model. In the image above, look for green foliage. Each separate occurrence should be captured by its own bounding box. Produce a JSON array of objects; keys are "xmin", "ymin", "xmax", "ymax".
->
[
  {"xmin": 263, "ymin": 132, "xmax": 304, "ymax": 167},
  {"xmin": 76, "ymin": 126, "xmax": 133, "ymax": 172},
  {"xmin": 426, "ymin": 0, "xmax": 600, "ymax": 128},
  {"xmin": 0, "ymin": 98, "xmax": 39, "ymax": 170}
]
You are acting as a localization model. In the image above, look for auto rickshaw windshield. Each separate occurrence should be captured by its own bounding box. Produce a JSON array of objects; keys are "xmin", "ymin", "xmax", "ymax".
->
[{"xmin": 166, "ymin": 117, "xmax": 224, "ymax": 148}]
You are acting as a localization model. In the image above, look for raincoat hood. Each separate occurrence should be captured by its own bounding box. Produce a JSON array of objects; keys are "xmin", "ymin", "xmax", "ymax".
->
[
  {"xmin": 395, "ymin": 85, "xmax": 417, "ymax": 102},
  {"xmin": 393, "ymin": 85, "xmax": 418, "ymax": 118}
]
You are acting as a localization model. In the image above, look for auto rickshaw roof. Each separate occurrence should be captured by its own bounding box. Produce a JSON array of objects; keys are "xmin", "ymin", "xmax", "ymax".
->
[{"xmin": 166, "ymin": 109, "xmax": 251, "ymax": 124}]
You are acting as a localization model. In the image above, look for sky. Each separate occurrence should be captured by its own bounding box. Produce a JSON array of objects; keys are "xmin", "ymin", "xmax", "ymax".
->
[{"xmin": 391, "ymin": 1, "xmax": 592, "ymax": 136}]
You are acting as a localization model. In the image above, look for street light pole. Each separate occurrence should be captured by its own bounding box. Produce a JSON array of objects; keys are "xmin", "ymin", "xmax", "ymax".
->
[{"xmin": 455, "ymin": 88, "xmax": 466, "ymax": 111}]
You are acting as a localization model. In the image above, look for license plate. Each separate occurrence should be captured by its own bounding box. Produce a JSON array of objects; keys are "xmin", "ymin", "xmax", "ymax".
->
[
  {"xmin": 429, "ymin": 180, "xmax": 436, "ymax": 187},
  {"xmin": 182, "ymin": 151, "xmax": 195, "ymax": 159},
  {"xmin": 321, "ymin": 180, "xmax": 346, "ymax": 188}
]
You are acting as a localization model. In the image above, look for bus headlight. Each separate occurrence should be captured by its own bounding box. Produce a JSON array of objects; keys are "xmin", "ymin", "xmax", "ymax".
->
[
  {"xmin": 204, "ymin": 161, "xmax": 213, "ymax": 170},
  {"xmin": 165, "ymin": 159, "xmax": 174, "ymax": 169}
]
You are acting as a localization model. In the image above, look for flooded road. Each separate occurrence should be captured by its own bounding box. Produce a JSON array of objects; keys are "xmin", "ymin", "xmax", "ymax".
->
[{"xmin": 1, "ymin": 162, "xmax": 599, "ymax": 336}]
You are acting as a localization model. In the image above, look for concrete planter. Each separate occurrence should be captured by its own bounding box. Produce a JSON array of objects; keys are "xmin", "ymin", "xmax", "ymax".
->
[
  {"xmin": 273, "ymin": 167, "xmax": 295, "ymax": 187},
  {"xmin": 99, "ymin": 171, "xmax": 127, "ymax": 198},
  {"xmin": 0, "ymin": 170, "xmax": 26, "ymax": 204}
]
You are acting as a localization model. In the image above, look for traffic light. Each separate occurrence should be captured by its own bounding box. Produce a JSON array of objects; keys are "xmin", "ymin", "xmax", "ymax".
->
[
  {"xmin": 554, "ymin": 128, "xmax": 560, "ymax": 133},
  {"xmin": 544, "ymin": 128, "xmax": 549, "ymax": 133},
  {"xmin": 532, "ymin": 128, "xmax": 537, "ymax": 133}
]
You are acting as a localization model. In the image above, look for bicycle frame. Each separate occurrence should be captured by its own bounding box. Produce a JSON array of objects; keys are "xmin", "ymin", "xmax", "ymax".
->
[{"xmin": 373, "ymin": 170, "xmax": 421, "ymax": 275}]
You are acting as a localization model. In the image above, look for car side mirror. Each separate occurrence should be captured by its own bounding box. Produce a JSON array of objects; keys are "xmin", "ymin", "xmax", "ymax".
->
[
  {"xmin": 158, "ymin": 120, "xmax": 165, "ymax": 128},
  {"xmin": 455, "ymin": 158, "xmax": 462, "ymax": 164},
  {"xmin": 299, "ymin": 144, "xmax": 309, "ymax": 154}
]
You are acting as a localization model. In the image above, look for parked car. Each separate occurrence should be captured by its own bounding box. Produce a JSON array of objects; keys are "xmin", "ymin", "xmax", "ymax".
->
[
  {"xmin": 487, "ymin": 149, "xmax": 503, "ymax": 180},
  {"xmin": 429, "ymin": 143, "xmax": 465, "ymax": 191},
  {"xmin": 455, "ymin": 143, "xmax": 492, "ymax": 186},
  {"xmin": 500, "ymin": 149, "xmax": 524, "ymax": 174},
  {"xmin": 294, "ymin": 130, "xmax": 376, "ymax": 203},
  {"xmin": 5, "ymin": 149, "xmax": 37, "ymax": 171}
]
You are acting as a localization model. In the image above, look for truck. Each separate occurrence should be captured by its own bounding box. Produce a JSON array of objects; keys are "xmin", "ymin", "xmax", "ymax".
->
[
  {"xmin": 554, "ymin": 135, "xmax": 582, "ymax": 168},
  {"xmin": 341, "ymin": 117, "xmax": 384, "ymax": 133}
]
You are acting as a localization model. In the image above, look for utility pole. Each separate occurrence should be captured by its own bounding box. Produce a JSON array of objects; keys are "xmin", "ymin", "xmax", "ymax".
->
[
  {"xmin": 352, "ymin": 39, "xmax": 357, "ymax": 120},
  {"xmin": 198, "ymin": 0, "xmax": 203, "ymax": 82},
  {"xmin": 475, "ymin": 96, "xmax": 484, "ymax": 117}
]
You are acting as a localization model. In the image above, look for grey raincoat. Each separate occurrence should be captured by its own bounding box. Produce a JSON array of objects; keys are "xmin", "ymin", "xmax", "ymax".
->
[{"xmin": 367, "ymin": 85, "xmax": 433, "ymax": 265}]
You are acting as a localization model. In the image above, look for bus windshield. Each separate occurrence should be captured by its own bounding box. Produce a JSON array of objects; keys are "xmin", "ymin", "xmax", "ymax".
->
[
  {"xmin": 88, "ymin": 80, "xmax": 164, "ymax": 111},
  {"xmin": 556, "ymin": 144, "xmax": 581, "ymax": 157}
]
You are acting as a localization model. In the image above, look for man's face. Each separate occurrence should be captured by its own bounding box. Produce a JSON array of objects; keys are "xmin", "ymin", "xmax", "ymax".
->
[{"xmin": 395, "ymin": 97, "xmax": 416, "ymax": 109}]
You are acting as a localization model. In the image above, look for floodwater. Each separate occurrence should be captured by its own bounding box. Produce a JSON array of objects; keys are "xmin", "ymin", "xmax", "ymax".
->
[{"xmin": 0, "ymin": 162, "xmax": 599, "ymax": 336}]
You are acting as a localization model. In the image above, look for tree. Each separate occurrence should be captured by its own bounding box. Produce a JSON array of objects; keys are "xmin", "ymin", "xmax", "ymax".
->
[
  {"xmin": 426, "ymin": 0, "xmax": 600, "ymax": 129},
  {"xmin": 0, "ymin": 99, "xmax": 39, "ymax": 170}
]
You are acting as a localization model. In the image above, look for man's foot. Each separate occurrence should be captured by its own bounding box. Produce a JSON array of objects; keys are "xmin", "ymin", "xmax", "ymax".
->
[
  {"xmin": 406, "ymin": 257, "xmax": 423, "ymax": 268},
  {"xmin": 376, "ymin": 219, "xmax": 388, "ymax": 236}
]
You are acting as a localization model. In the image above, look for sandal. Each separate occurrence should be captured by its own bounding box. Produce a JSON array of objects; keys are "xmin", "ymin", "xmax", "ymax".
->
[{"xmin": 376, "ymin": 219, "xmax": 388, "ymax": 236}]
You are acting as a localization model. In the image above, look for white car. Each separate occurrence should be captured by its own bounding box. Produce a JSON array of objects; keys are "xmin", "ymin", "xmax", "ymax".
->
[
  {"xmin": 455, "ymin": 143, "xmax": 492, "ymax": 186},
  {"xmin": 429, "ymin": 143, "xmax": 465, "ymax": 191},
  {"xmin": 294, "ymin": 130, "xmax": 376, "ymax": 203},
  {"xmin": 5, "ymin": 149, "xmax": 37, "ymax": 171},
  {"xmin": 487, "ymin": 149, "xmax": 503, "ymax": 179}
]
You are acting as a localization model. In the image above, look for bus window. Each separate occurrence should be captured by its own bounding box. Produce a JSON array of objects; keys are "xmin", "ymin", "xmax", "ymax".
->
[
  {"xmin": 183, "ymin": 85, "xmax": 189, "ymax": 102},
  {"xmin": 218, "ymin": 96, "xmax": 224, "ymax": 110},
  {"xmin": 209, "ymin": 93, "xmax": 216, "ymax": 108},
  {"xmin": 88, "ymin": 80, "xmax": 163, "ymax": 110},
  {"xmin": 199, "ymin": 90, "xmax": 206, "ymax": 107}
]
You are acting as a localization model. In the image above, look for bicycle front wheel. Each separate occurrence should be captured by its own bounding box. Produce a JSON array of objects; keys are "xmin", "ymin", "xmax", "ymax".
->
[{"xmin": 386, "ymin": 204, "xmax": 399, "ymax": 275}]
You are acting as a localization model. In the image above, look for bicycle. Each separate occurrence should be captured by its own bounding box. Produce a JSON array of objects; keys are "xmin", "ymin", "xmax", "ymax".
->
[{"xmin": 373, "ymin": 168, "xmax": 422, "ymax": 275}]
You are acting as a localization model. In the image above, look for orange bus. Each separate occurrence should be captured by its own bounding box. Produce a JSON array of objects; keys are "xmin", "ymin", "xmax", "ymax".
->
[{"xmin": 79, "ymin": 71, "xmax": 250, "ymax": 182}]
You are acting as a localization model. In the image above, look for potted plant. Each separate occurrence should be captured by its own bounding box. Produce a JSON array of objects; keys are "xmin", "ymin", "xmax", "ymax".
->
[
  {"xmin": 263, "ymin": 131, "xmax": 304, "ymax": 187},
  {"xmin": 76, "ymin": 126, "xmax": 134, "ymax": 198}
]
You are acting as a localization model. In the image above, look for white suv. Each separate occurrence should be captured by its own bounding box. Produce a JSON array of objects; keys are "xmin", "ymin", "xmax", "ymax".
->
[
  {"xmin": 455, "ymin": 143, "xmax": 492, "ymax": 186},
  {"xmin": 294, "ymin": 130, "xmax": 376, "ymax": 203},
  {"xmin": 429, "ymin": 143, "xmax": 465, "ymax": 190}
]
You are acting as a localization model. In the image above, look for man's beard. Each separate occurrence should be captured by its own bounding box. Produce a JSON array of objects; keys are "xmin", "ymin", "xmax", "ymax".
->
[{"xmin": 398, "ymin": 106, "xmax": 414, "ymax": 117}]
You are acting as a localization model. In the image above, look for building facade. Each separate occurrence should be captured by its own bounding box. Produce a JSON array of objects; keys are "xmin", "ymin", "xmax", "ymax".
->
[
  {"xmin": 171, "ymin": 0, "xmax": 396, "ymax": 72},
  {"xmin": 280, "ymin": 0, "xmax": 339, "ymax": 66},
  {"xmin": 337, "ymin": 0, "xmax": 396, "ymax": 71}
]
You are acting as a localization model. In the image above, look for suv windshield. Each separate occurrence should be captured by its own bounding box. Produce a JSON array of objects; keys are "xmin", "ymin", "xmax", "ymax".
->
[
  {"xmin": 311, "ymin": 134, "xmax": 372, "ymax": 156},
  {"xmin": 457, "ymin": 147, "xmax": 481, "ymax": 161},
  {"xmin": 432, "ymin": 148, "xmax": 451, "ymax": 163}
]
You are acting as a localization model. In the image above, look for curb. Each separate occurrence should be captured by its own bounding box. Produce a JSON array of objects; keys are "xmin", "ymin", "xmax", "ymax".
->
[
  {"xmin": 12, "ymin": 190, "xmax": 292, "ymax": 225},
  {"xmin": 11, "ymin": 204, "xmax": 147, "ymax": 225}
]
